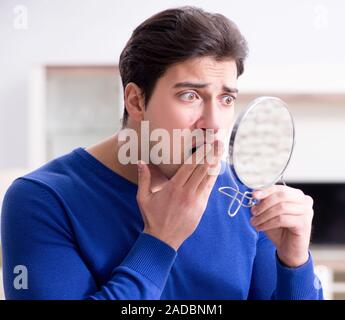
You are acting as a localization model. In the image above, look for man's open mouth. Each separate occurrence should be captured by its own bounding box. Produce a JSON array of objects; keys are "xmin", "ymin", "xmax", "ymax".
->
[{"xmin": 189, "ymin": 142, "xmax": 206, "ymax": 156}]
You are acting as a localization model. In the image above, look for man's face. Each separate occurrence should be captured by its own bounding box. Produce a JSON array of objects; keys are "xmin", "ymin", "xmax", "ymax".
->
[{"xmin": 142, "ymin": 56, "xmax": 238, "ymax": 177}]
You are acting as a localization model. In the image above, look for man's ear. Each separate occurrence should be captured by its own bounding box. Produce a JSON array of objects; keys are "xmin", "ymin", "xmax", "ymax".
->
[{"xmin": 124, "ymin": 82, "xmax": 145, "ymax": 123}]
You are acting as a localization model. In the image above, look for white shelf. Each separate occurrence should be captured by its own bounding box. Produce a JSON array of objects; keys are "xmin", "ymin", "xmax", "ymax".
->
[{"xmin": 28, "ymin": 65, "xmax": 123, "ymax": 167}]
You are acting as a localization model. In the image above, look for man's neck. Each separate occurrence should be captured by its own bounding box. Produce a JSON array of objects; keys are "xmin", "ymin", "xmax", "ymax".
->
[
  {"xmin": 86, "ymin": 133, "xmax": 139, "ymax": 185},
  {"xmin": 85, "ymin": 131, "xmax": 168, "ymax": 191}
]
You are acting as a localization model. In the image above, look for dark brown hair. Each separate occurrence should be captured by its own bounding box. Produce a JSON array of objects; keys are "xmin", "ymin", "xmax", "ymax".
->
[{"xmin": 119, "ymin": 6, "xmax": 248, "ymax": 127}]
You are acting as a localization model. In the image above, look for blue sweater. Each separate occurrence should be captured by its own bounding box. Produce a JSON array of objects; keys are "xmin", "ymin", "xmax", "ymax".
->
[{"xmin": 1, "ymin": 147, "xmax": 323, "ymax": 300}]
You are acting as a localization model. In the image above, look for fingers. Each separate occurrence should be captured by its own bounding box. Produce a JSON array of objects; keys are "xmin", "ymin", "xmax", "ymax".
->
[
  {"xmin": 253, "ymin": 214, "xmax": 308, "ymax": 232},
  {"xmin": 197, "ymin": 161, "xmax": 221, "ymax": 195},
  {"xmin": 196, "ymin": 141, "xmax": 224, "ymax": 193},
  {"xmin": 251, "ymin": 185, "xmax": 305, "ymax": 216},
  {"xmin": 184, "ymin": 140, "xmax": 223, "ymax": 191},
  {"xmin": 170, "ymin": 141, "xmax": 214, "ymax": 187},
  {"xmin": 253, "ymin": 184, "xmax": 304, "ymax": 201},
  {"xmin": 250, "ymin": 202, "xmax": 308, "ymax": 228},
  {"xmin": 250, "ymin": 185, "xmax": 314, "ymax": 232},
  {"xmin": 136, "ymin": 160, "xmax": 152, "ymax": 200}
]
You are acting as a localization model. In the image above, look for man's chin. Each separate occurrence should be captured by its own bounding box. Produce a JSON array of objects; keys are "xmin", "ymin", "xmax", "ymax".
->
[{"xmin": 157, "ymin": 163, "xmax": 183, "ymax": 179}]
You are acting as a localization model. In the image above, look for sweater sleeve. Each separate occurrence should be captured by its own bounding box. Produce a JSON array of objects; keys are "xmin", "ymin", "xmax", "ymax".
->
[
  {"xmin": 1, "ymin": 178, "xmax": 176, "ymax": 300},
  {"xmin": 247, "ymin": 231, "xmax": 324, "ymax": 300}
]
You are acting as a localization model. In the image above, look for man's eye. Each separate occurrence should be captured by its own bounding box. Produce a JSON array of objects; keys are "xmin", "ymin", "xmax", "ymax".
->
[
  {"xmin": 179, "ymin": 92, "xmax": 198, "ymax": 101},
  {"xmin": 221, "ymin": 95, "xmax": 235, "ymax": 106}
]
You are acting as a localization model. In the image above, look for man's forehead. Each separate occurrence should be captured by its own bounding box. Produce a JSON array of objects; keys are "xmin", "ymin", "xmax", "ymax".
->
[{"xmin": 163, "ymin": 57, "xmax": 238, "ymax": 85}]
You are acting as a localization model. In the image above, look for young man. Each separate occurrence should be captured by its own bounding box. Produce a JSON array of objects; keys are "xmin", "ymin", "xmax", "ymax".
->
[{"xmin": 1, "ymin": 6, "xmax": 323, "ymax": 299}]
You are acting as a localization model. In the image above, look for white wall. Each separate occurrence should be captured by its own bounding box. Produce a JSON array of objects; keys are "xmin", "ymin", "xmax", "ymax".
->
[
  {"xmin": 1, "ymin": 0, "xmax": 345, "ymax": 180},
  {"xmin": 284, "ymin": 103, "xmax": 345, "ymax": 183}
]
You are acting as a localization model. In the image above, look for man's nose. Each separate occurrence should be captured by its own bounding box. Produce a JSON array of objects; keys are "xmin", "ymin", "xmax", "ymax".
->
[{"xmin": 195, "ymin": 102, "xmax": 221, "ymax": 133}]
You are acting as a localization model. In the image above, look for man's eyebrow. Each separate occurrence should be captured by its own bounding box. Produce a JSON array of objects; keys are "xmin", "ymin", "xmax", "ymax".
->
[
  {"xmin": 173, "ymin": 82, "xmax": 238, "ymax": 94},
  {"xmin": 222, "ymin": 85, "xmax": 238, "ymax": 94}
]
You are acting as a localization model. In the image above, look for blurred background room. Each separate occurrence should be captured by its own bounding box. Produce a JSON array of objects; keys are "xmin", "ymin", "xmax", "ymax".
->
[{"xmin": 0, "ymin": 0, "xmax": 345, "ymax": 299}]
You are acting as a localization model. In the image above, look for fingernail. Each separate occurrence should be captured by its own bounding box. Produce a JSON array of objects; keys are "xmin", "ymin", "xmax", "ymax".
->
[{"xmin": 254, "ymin": 191, "xmax": 262, "ymax": 199}]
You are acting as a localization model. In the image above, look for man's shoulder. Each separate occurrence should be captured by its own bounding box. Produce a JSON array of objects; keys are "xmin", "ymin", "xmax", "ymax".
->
[
  {"xmin": 1, "ymin": 152, "xmax": 80, "ymax": 249},
  {"xmin": 13, "ymin": 148, "xmax": 81, "ymax": 198}
]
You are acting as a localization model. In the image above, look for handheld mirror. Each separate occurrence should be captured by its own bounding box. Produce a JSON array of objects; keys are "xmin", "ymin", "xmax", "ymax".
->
[{"xmin": 218, "ymin": 96, "xmax": 295, "ymax": 217}]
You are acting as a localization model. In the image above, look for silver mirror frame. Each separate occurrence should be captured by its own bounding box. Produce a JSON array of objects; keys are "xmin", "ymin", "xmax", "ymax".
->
[{"xmin": 219, "ymin": 96, "xmax": 296, "ymax": 218}]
